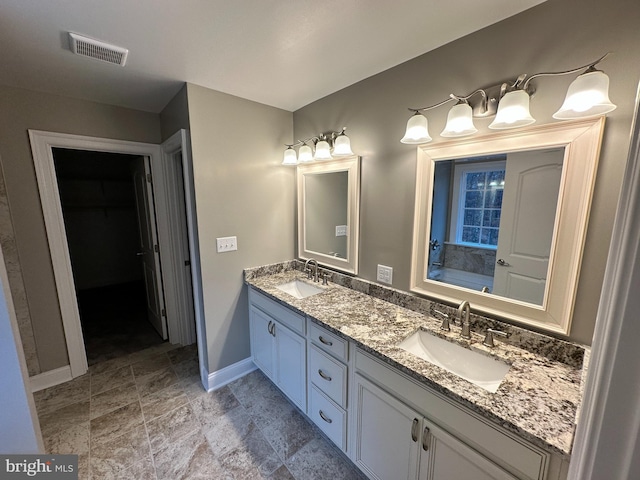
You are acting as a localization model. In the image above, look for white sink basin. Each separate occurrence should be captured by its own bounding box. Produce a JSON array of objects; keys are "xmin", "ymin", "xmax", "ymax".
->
[
  {"xmin": 276, "ymin": 280, "xmax": 323, "ymax": 299},
  {"xmin": 398, "ymin": 330, "xmax": 510, "ymax": 393}
]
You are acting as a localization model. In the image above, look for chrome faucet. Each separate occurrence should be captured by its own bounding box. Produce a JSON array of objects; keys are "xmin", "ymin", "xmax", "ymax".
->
[
  {"xmin": 304, "ymin": 259, "xmax": 319, "ymax": 283},
  {"xmin": 458, "ymin": 301, "xmax": 471, "ymax": 339}
]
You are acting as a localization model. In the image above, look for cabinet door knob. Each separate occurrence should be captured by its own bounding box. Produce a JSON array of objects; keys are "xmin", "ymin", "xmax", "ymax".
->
[
  {"xmin": 318, "ymin": 336, "xmax": 333, "ymax": 346},
  {"xmin": 422, "ymin": 426, "xmax": 430, "ymax": 451},
  {"xmin": 411, "ymin": 418, "xmax": 419, "ymax": 442},
  {"xmin": 318, "ymin": 369, "xmax": 332, "ymax": 382},
  {"xmin": 319, "ymin": 410, "xmax": 333, "ymax": 424}
]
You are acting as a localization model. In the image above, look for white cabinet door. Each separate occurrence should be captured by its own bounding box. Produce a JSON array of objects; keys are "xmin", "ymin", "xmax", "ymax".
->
[
  {"xmin": 353, "ymin": 374, "xmax": 421, "ymax": 480},
  {"xmin": 274, "ymin": 321, "xmax": 306, "ymax": 411},
  {"xmin": 421, "ymin": 419, "xmax": 517, "ymax": 480},
  {"xmin": 249, "ymin": 306, "xmax": 275, "ymax": 381}
]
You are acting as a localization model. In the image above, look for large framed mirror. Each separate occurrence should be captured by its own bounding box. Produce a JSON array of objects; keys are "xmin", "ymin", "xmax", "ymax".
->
[
  {"xmin": 298, "ymin": 156, "xmax": 360, "ymax": 274},
  {"xmin": 411, "ymin": 118, "xmax": 605, "ymax": 334}
]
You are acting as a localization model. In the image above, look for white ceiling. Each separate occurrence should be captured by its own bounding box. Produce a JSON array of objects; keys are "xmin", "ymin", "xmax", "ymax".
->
[{"xmin": 0, "ymin": 0, "xmax": 547, "ymax": 113}]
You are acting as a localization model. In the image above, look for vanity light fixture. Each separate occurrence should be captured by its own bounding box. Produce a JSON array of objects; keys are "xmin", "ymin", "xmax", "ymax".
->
[
  {"xmin": 282, "ymin": 128, "xmax": 353, "ymax": 165},
  {"xmin": 401, "ymin": 53, "xmax": 616, "ymax": 142}
]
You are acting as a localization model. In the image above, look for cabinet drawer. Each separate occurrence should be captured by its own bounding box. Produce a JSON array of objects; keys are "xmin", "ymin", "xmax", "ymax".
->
[
  {"xmin": 309, "ymin": 385, "xmax": 347, "ymax": 452},
  {"xmin": 309, "ymin": 321, "xmax": 348, "ymax": 361},
  {"xmin": 249, "ymin": 288, "xmax": 305, "ymax": 335},
  {"xmin": 309, "ymin": 344, "xmax": 347, "ymax": 408}
]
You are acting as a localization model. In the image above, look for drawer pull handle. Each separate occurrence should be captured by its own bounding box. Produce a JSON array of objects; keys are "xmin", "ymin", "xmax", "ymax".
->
[
  {"xmin": 319, "ymin": 410, "xmax": 333, "ymax": 424},
  {"xmin": 319, "ymin": 336, "xmax": 333, "ymax": 346},
  {"xmin": 267, "ymin": 320, "xmax": 273, "ymax": 334},
  {"xmin": 411, "ymin": 418, "xmax": 419, "ymax": 442},
  {"xmin": 318, "ymin": 369, "xmax": 332, "ymax": 382},
  {"xmin": 422, "ymin": 426, "xmax": 430, "ymax": 451}
]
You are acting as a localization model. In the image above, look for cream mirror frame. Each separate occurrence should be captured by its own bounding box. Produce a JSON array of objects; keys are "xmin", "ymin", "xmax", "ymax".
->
[
  {"xmin": 298, "ymin": 156, "xmax": 360, "ymax": 274},
  {"xmin": 411, "ymin": 118, "xmax": 605, "ymax": 335}
]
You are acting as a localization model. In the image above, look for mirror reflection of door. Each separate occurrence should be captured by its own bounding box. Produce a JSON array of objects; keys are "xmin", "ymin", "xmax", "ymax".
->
[
  {"xmin": 428, "ymin": 147, "xmax": 564, "ymax": 306},
  {"xmin": 304, "ymin": 171, "xmax": 349, "ymax": 259},
  {"xmin": 492, "ymin": 149, "xmax": 564, "ymax": 304}
]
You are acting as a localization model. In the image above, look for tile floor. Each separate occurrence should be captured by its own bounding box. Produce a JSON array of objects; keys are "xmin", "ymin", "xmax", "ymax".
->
[{"xmin": 35, "ymin": 343, "xmax": 365, "ymax": 479}]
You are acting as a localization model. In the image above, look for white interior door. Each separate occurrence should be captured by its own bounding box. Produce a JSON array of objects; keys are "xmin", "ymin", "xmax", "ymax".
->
[
  {"xmin": 492, "ymin": 148, "xmax": 564, "ymax": 304},
  {"xmin": 132, "ymin": 157, "xmax": 167, "ymax": 339}
]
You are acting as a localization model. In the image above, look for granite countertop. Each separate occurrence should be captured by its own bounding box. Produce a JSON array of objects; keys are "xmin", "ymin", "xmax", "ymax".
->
[{"xmin": 245, "ymin": 268, "xmax": 584, "ymax": 458}]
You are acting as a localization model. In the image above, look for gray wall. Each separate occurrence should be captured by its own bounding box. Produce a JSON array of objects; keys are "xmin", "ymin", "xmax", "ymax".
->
[
  {"xmin": 0, "ymin": 85, "xmax": 161, "ymax": 372},
  {"xmin": 293, "ymin": 0, "xmax": 640, "ymax": 344},
  {"xmin": 160, "ymin": 84, "xmax": 190, "ymax": 142},
  {"xmin": 186, "ymin": 84, "xmax": 295, "ymax": 374}
]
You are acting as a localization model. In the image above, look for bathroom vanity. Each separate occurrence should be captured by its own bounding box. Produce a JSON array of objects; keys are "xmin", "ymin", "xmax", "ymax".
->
[{"xmin": 245, "ymin": 263, "xmax": 584, "ymax": 480}]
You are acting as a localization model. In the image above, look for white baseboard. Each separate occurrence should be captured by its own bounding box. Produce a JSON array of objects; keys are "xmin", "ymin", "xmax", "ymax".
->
[
  {"xmin": 30, "ymin": 365, "xmax": 72, "ymax": 392},
  {"xmin": 205, "ymin": 357, "xmax": 257, "ymax": 392}
]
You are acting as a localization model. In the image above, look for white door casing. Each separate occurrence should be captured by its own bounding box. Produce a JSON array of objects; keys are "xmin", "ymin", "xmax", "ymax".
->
[
  {"xmin": 132, "ymin": 157, "xmax": 167, "ymax": 339},
  {"xmin": 29, "ymin": 130, "xmax": 201, "ymax": 380},
  {"xmin": 492, "ymin": 148, "xmax": 564, "ymax": 304}
]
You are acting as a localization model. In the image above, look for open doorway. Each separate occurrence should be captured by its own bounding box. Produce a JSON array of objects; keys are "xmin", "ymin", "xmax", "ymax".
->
[{"xmin": 53, "ymin": 149, "xmax": 167, "ymax": 365}]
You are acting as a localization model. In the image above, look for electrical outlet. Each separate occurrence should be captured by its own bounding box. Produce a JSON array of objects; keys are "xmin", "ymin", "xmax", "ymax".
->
[
  {"xmin": 216, "ymin": 236, "xmax": 238, "ymax": 253},
  {"xmin": 377, "ymin": 264, "xmax": 393, "ymax": 285},
  {"xmin": 335, "ymin": 225, "xmax": 348, "ymax": 236}
]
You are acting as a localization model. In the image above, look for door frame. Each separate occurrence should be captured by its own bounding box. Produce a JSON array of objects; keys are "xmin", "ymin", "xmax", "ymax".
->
[{"xmin": 28, "ymin": 130, "xmax": 199, "ymax": 378}]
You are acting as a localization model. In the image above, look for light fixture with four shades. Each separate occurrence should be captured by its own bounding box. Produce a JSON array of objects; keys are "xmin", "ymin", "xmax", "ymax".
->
[
  {"xmin": 282, "ymin": 128, "xmax": 354, "ymax": 165},
  {"xmin": 401, "ymin": 53, "xmax": 616, "ymax": 144}
]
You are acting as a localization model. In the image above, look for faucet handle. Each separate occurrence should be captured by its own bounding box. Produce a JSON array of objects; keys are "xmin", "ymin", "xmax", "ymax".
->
[
  {"xmin": 321, "ymin": 270, "xmax": 330, "ymax": 285},
  {"xmin": 433, "ymin": 309, "xmax": 450, "ymax": 332},
  {"xmin": 483, "ymin": 328, "xmax": 510, "ymax": 347},
  {"xmin": 304, "ymin": 267, "xmax": 312, "ymax": 279}
]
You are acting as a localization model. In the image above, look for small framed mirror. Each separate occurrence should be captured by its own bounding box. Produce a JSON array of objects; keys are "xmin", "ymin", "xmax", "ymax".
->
[
  {"xmin": 411, "ymin": 118, "xmax": 605, "ymax": 334},
  {"xmin": 297, "ymin": 156, "xmax": 360, "ymax": 274}
]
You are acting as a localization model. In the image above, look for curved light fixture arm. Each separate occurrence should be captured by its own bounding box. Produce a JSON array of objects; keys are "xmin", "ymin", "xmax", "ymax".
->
[{"xmin": 522, "ymin": 53, "xmax": 611, "ymax": 90}]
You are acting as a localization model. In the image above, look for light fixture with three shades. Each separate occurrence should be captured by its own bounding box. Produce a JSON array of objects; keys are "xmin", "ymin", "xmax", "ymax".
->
[{"xmin": 401, "ymin": 53, "xmax": 617, "ymax": 144}]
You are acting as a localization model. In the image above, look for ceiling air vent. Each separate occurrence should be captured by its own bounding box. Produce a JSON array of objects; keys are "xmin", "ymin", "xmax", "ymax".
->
[{"xmin": 68, "ymin": 32, "xmax": 128, "ymax": 66}]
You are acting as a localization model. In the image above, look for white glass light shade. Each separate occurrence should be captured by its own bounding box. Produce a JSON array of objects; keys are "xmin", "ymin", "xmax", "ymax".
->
[
  {"xmin": 440, "ymin": 103, "xmax": 478, "ymax": 137},
  {"xmin": 489, "ymin": 90, "xmax": 536, "ymax": 130},
  {"xmin": 314, "ymin": 140, "xmax": 332, "ymax": 160},
  {"xmin": 282, "ymin": 147, "xmax": 298, "ymax": 165},
  {"xmin": 298, "ymin": 144, "xmax": 313, "ymax": 162},
  {"xmin": 333, "ymin": 133, "xmax": 354, "ymax": 156},
  {"xmin": 553, "ymin": 70, "xmax": 616, "ymax": 119},
  {"xmin": 401, "ymin": 113, "xmax": 432, "ymax": 144}
]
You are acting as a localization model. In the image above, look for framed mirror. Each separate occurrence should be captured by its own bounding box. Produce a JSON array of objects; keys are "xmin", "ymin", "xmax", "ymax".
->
[
  {"xmin": 298, "ymin": 156, "xmax": 360, "ymax": 274},
  {"xmin": 411, "ymin": 118, "xmax": 605, "ymax": 334}
]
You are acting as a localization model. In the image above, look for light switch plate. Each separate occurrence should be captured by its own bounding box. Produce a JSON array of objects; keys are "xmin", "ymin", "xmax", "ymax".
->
[
  {"xmin": 335, "ymin": 225, "xmax": 348, "ymax": 236},
  {"xmin": 216, "ymin": 236, "xmax": 238, "ymax": 253},
  {"xmin": 377, "ymin": 264, "xmax": 393, "ymax": 285}
]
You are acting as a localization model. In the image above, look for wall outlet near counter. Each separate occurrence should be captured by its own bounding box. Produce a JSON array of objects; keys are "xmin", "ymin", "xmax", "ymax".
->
[
  {"xmin": 377, "ymin": 264, "xmax": 393, "ymax": 284},
  {"xmin": 335, "ymin": 225, "xmax": 347, "ymax": 236}
]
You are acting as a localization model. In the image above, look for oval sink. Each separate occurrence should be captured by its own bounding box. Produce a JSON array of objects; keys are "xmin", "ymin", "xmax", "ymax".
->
[
  {"xmin": 276, "ymin": 280, "xmax": 323, "ymax": 299},
  {"xmin": 398, "ymin": 329, "xmax": 510, "ymax": 393}
]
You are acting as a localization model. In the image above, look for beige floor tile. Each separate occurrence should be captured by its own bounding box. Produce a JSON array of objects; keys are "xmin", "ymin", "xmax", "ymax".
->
[
  {"xmin": 172, "ymin": 357, "xmax": 200, "ymax": 379},
  {"xmin": 217, "ymin": 422, "xmax": 282, "ymax": 478},
  {"xmin": 77, "ymin": 452, "xmax": 90, "ymax": 480},
  {"xmin": 90, "ymin": 381, "xmax": 139, "ymax": 420},
  {"xmin": 153, "ymin": 429, "xmax": 225, "ymax": 480},
  {"xmin": 132, "ymin": 353, "xmax": 172, "ymax": 377},
  {"xmin": 36, "ymin": 374, "xmax": 90, "ymax": 415},
  {"xmin": 43, "ymin": 422, "xmax": 90, "ymax": 455},
  {"xmin": 261, "ymin": 407, "xmax": 319, "ymax": 461},
  {"xmin": 115, "ymin": 457, "xmax": 156, "ymax": 480},
  {"xmin": 167, "ymin": 344, "xmax": 198, "ymax": 365},
  {"xmin": 189, "ymin": 386, "xmax": 240, "ymax": 429},
  {"xmin": 39, "ymin": 400, "xmax": 90, "ymax": 438},
  {"xmin": 202, "ymin": 406, "xmax": 253, "ymax": 458},
  {"xmin": 268, "ymin": 464, "xmax": 296, "ymax": 480},
  {"xmin": 285, "ymin": 437, "xmax": 366, "ymax": 480},
  {"xmin": 90, "ymin": 425, "xmax": 151, "ymax": 478},
  {"xmin": 135, "ymin": 366, "xmax": 179, "ymax": 397},
  {"xmin": 90, "ymin": 401, "xmax": 144, "ymax": 445},
  {"xmin": 140, "ymin": 383, "xmax": 189, "ymax": 422},
  {"xmin": 88, "ymin": 355, "xmax": 133, "ymax": 377},
  {"xmin": 91, "ymin": 365, "xmax": 134, "ymax": 396},
  {"xmin": 146, "ymin": 403, "xmax": 202, "ymax": 454}
]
